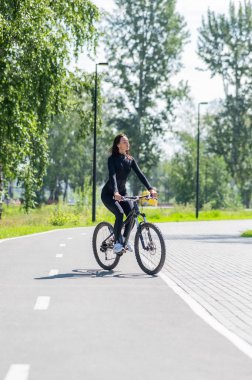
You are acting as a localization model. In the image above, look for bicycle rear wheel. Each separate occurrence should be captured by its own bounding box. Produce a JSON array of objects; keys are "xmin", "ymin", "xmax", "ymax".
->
[
  {"xmin": 134, "ymin": 222, "xmax": 166, "ymax": 275},
  {"xmin": 92, "ymin": 222, "xmax": 120, "ymax": 270}
]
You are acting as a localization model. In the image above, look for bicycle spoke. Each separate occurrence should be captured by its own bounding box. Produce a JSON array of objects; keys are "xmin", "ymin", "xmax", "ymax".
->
[
  {"xmin": 135, "ymin": 223, "xmax": 166, "ymax": 275},
  {"xmin": 92, "ymin": 222, "xmax": 120, "ymax": 270}
]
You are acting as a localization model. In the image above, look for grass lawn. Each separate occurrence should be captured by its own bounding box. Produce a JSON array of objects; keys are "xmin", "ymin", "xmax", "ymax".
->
[
  {"xmin": 241, "ymin": 230, "xmax": 252, "ymax": 238},
  {"xmin": 0, "ymin": 203, "xmax": 252, "ymax": 239}
]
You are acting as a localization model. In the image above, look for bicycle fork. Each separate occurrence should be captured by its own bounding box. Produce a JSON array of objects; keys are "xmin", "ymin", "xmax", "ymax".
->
[{"xmin": 135, "ymin": 215, "xmax": 152, "ymax": 251}]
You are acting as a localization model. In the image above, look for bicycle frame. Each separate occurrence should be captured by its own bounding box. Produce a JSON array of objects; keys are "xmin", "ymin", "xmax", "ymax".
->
[
  {"xmin": 121, "ymin": 200, "xmax": 147, "ymax": 248},
  {"xmin": 101, "ymin": 195, "xmax": 155, "ymax": 251},
  {"xmin": 115, "ymin": 194, "xmax": 157, "ymax": 250},
  {"xmin": 93, "ymin": 194, "xmax": 165, "ymax": 275}
]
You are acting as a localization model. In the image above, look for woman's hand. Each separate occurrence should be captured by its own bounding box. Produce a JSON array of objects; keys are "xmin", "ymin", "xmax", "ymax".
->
[
  {"xmin": 149, "ymin": 188, "xmax": 157, "ymax": 199},
  {"xmin": 114, "ymin": 192, "xmax": 122, "ymax": 201}
]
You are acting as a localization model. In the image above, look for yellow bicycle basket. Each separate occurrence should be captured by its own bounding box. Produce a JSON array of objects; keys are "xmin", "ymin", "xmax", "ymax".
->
[{"xmin": 139, "ymin": 190, "xmax": 158, "ymax": 207}]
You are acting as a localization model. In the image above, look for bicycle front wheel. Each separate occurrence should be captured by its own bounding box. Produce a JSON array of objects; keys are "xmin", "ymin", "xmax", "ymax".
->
[
  {"xmin": 134, "ymin": 222, "xmax": 166, "ymax": 275},
  {"xmin": 92, "ymin": 222, "xmax": 120, "ymax": 270}
]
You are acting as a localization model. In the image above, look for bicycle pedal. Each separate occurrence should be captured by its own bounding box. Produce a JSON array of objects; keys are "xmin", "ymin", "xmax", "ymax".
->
[{"xmin": 116, "ymin": 248, "xmax": 126, "ymax": 256}]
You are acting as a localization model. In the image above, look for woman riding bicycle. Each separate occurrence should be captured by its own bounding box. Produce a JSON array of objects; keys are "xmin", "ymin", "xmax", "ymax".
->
[{"xmin": 101, "ymin": 133, "xmax": 157, "ymax": 255}]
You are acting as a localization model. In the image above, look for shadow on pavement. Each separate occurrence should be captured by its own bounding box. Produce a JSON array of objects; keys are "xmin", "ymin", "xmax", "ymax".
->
[
  {"xmin": 163, "ymin": 234, "xmax": 252, "ymax": 244},
  {"xmin": 34, "ymin": 269, "xmax": 155, "ymax": 280}
]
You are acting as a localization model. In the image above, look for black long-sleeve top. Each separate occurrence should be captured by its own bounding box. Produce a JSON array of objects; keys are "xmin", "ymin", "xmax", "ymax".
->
[{"xmin": 102, "ymin": 153, "xmax": 152, "ymax": 195}]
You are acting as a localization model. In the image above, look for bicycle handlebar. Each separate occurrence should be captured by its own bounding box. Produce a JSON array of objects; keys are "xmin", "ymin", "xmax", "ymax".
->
[{"xmin": 113, "ymin": 195, "xmax": 157, "ymax": 202}]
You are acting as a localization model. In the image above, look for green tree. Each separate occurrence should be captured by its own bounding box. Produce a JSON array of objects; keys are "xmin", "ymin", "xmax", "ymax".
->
[
  {"xmin": 168, "ymin": 132, "xmax": 196, "ymax": 205},
  {"xmin": 166, "ymin": 131, "xmax": 234, "ymax": 208},
  {"xmin": 0, "ymin": 0, "xmax": 99, "ymax": 214},
  {"xmin": 202, "ymin": 153, "xmax": 238, "ymax": 209},
  {"xmin": 44, "ymin": 115, "xmax": 92, "ymax": 203},
  {"xmin": 151, "ymin": 159, "xmax": 172, "ymax": 204},
  {"xmin": 197, "ymin": 1, "xmax": 252, "ymax": 206},
  {"xmin": 103, "ymin": 0, "xmax": 189, "ymax": 193},
  {"xmin": 206, "ymin": 98, "xmax": 252, "ymax": 207},
  {"xmin": 43, "ymin": 72, "xmax": 99, "ymax": 203}
]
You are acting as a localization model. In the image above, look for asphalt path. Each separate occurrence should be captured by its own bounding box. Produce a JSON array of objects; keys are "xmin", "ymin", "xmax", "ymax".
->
[{"xmin": 1, "ymin": 225, "xmax": 252, "ymax": 380}]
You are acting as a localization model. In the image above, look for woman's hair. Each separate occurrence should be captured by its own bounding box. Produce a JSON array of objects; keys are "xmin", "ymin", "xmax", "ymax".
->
[{"xmin": 110, "ymin": 133, "xmax": 132, "ymax": 158}]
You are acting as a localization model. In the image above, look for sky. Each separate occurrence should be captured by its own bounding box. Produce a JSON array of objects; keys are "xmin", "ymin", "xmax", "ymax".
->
[{"xmin": 72, "ymin": 0, "xmax": 243, "ymax": 105}]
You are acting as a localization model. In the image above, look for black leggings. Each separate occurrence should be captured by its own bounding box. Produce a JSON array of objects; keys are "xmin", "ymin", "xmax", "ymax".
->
[{"xmin": 101, "ymin": 190, "xmax": 133, "ymax": 244}]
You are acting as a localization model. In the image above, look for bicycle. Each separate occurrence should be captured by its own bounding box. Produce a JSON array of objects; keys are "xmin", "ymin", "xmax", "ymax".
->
[{"xmin": 92, "ymin": 195, "xmax": 166, "ymax": 275}]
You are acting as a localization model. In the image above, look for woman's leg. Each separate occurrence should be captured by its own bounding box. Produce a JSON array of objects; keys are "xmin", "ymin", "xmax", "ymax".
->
[
  {"xmin": 101, "ymin": 192, "xmax": 125, "ymax": 244},
  {"xmin": 120, "ymin": 200, "xmax": 134, "ymax": 239}
]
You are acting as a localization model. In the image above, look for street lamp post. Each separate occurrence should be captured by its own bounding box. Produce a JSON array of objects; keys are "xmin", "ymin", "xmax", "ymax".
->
[
  {"xmin": 92, "ymin": 62, "xmax": 108, "ymax": 223},
  {"xmin": 196, "ymin": 102, "xmax": 208, "ymax": 219}
]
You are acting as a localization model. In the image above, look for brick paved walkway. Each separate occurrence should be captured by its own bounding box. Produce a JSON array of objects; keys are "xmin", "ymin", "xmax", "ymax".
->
[{"xmin": 160, "ymin": 220, "xmax": 252, "ymax": 345}]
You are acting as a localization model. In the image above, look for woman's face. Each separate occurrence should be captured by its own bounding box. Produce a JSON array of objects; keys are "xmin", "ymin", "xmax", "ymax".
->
[{"xmin": 117, "ymin": 136, "xmax": 130, "ymax": 153}]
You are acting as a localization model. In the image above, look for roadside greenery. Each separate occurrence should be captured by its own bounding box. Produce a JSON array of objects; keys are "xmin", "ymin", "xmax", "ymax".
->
[
  {"xmin": 155, "ymin": 130, "xmax": 242, "ymax": 209},
  {"xmin": 42, "ymin": 72, "xmax": 99, "ymax": 203},
  {"xmin": 103, "ymin": 0, "xmax": 189, "ymax": 193},
  {"xmin": 0, "ymin": 0, "xmax": 99, "ymax": 215},
  {"xmin": 241, "ymin": 230, "xmax": 252, "ymax": 238},
  {"xmin": 1, "ymin": 204, "xmax": 252, "ymax": 240},
  {"xmin": 1, "ymin": 0, "xmax": 251, "ymax": 218},
  {"xmin": 198, "ymin": 0, "xmax": 252, "ymax": 207}
]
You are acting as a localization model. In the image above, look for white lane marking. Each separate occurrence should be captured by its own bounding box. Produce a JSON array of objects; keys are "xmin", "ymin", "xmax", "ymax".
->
[
  {"xmin": 56, "ymin": 254, "xmax": 63, "ymax": 258},
  {"xmin": 67, "ymin": 237, "xmax": 73, "ymax": 240},
  {"xmin": 0, "ymin": 227, "xmax": 88, "ymax": 243},
  {"xmin": 59, "ymin": 243, "xmax": 66, "ymax": 247},
  {"xmin": 33, "ymin": 296, "xmax": 50, "ymax": 310},
  {"xmin": 49, "ymin": 269, "xmax": 59, "ymax": 276},
  {"xmin": 159, "ymin": 271, "xmax": 252, "ymax": 360},
  {"xmin": 81, "ymin": 233, "xmax": 87, "ymax": 236},
  {"xmin": 4, "ymin": 364, "xmax": 30, "ymax": 380}
]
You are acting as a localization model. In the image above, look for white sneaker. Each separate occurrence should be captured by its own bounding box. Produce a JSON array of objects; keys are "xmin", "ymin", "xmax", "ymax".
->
[
  {"xmin": 126, "ymin": 241, "xmax": 133, "ymax": 252},
  {"xmin": 114, "ymin": 242, "xmax": 124, "ymax": 255}
]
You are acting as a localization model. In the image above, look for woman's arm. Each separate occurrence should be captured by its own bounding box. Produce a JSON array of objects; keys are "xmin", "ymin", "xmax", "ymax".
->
[
  {"xmin": 108, "ymin": 156, "xmax": 118, "ymax": 193},
  {"xmin": 108, "ymin": 156, "xmax": 122, "ymax": 200},
  {"xmin": 131, "ymin": 158, "xmax": 152, "ymax": 190},
  {"xmin": 131, "ymin": 158, "xmax": 157, "ymax": 197}
]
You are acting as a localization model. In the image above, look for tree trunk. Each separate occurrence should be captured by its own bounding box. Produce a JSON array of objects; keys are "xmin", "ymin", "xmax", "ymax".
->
[
  {"xmin": 8, "ymin": 180, "xmax": 14, "ymax": 199},
  {"xmin": 54, "ymin": 180, "xmax": 61, "ymax": 203},
  {"xmin": 242, "ymin": 189, "xmax": 251, "ymax": 209},
  {"xmin": 0, "ymin": 163, "xmax": 4, "ymax": 219},
  {"xmin": 47, "ymin": 189, "xmax": 55, "ymax": 204},
  {"xmin": 63, "ymin": 179, "xmax": 68, "ymax": 202}
]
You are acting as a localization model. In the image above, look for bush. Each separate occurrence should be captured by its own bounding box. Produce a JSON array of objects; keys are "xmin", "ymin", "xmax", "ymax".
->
[
  {"xmin": 49, "ymin": 209, "xmax": 69, "ymax": 226},
  {"xmin": 49, "ymin": 207, "xmax": 80, "ymax": 226}
]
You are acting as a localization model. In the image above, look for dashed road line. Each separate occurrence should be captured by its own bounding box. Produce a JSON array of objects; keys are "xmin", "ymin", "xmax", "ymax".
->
[
  {"xmin": 33, "ymin": 296, "xmax": 50, "ymax": 310},
  {"xmin": 0, "ymin": 227, "xmax": 88, "ymax": 243},
  {"xmin": 159, "ymin": 271, "xmax": 252, "ymax": 360},
  {"xmin": 4, "ymin": 364, "xmax": 30, "ymax": 380},
  {"xmin": 67, "ymin": 237, "xmax": 73, "ymax": 240},
  {"xmin": 49, "ymin": 269, "xmax": 59, "ymax": 276},
  {"xmin": 56, "ymin": 254, "xmax": 63, "ymax": 258},
  {"xmin": 59, "ymin": 243, "xmax": 66, "ymax": 247}
]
